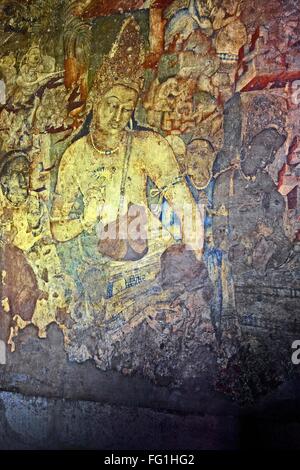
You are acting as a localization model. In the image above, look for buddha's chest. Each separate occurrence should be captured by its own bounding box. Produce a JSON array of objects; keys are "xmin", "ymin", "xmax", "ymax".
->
[{"xmin": 78, "ymin": 150, "xmax": 147, "ymax": 208}]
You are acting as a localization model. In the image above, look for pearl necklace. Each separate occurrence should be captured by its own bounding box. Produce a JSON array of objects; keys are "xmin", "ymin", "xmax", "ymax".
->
[{"xmin": 90, "ymin": 133, "xmax": 120, "ymax": 156}]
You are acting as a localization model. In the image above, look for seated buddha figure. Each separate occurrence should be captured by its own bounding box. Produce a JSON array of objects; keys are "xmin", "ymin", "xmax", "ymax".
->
[{"xmin": 51, "ymin": 18, "xmax": 204, "ymax": 326}]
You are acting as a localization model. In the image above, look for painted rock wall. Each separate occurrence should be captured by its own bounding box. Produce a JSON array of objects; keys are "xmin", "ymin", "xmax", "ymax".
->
[{"xmin": 0, "ymin": 0, "xmax": 299, "ymax": 449}]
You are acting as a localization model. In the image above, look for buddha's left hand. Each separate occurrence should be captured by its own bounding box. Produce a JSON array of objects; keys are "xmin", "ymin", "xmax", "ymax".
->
[{"xmin": 82, "ymin": 197, "xmax": 102, "ymax": 232}]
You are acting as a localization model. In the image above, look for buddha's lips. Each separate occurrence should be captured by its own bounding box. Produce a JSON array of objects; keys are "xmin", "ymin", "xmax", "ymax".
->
[{"xmin": 111, "ymin": 122, "xmax": 121, "ymax": 129}]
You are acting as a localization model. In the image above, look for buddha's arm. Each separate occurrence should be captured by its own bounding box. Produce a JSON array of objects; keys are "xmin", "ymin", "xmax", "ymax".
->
[
  {"xmin": 52, "ymin": 199, "xmax": 100, "ymax": 242},
  {"xmin": 146, "ymin": 134, "xmax": 205, "ymax": 256}
]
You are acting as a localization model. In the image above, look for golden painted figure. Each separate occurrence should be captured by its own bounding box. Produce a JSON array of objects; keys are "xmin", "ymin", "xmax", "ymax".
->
[{"xmin": 51, "ymin": 18, "xmax": 204, "ymax": 322}]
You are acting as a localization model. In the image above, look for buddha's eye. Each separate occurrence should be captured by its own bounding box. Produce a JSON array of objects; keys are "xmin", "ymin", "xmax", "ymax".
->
[{"xmin": 106, "ymin": 99, "xmax": 119, "ymax": 110}]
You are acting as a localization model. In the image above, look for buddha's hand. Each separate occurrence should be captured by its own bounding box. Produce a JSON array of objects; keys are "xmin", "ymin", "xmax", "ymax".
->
[{"xmin": 81, "ymin": 197, "xmax": 102, "ymax": 232}]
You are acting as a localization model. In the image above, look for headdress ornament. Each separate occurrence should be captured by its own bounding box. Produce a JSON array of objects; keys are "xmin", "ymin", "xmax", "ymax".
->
[{"xmin": 88, "ymin": 16, "xmax": 145, "ymax": 103}]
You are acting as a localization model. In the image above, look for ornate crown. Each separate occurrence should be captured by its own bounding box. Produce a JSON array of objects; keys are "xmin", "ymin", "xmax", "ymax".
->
[{"xmin": 88, "ymin": 17, "xmax": 145, "ymax": 103}]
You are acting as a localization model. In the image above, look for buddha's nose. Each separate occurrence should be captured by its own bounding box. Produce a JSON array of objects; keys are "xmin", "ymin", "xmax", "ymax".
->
[{"xmin": 114, "ymin": 106, "xmax": 122, "ymax": 122}]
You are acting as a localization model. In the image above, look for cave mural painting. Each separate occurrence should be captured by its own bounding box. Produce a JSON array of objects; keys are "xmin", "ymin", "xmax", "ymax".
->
[{"xmin": 0, "ymin": 0, "xmax": 299, "ymax": 398}]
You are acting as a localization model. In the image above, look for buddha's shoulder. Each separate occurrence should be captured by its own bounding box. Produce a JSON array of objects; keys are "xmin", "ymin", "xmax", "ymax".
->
[
  {"xmin": 60, "ymin": 136, "xmax": 90, "ymax": 164},
  {"xmin": 131, "ymin": 130, "xmax": 171, "ymax": 149},
  {"xmin": 67, "ymin": 135, "xmax": 90, "ymax": 152}
]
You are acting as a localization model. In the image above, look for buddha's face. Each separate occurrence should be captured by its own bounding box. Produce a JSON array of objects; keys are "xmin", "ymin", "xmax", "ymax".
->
[
  {"xmin": 0, "ymin": 157, "xmax": 29, "ymax": 206},
  {"xmin": 94, "ymin": 85, "xmax": 138, "ymax": 136}
]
